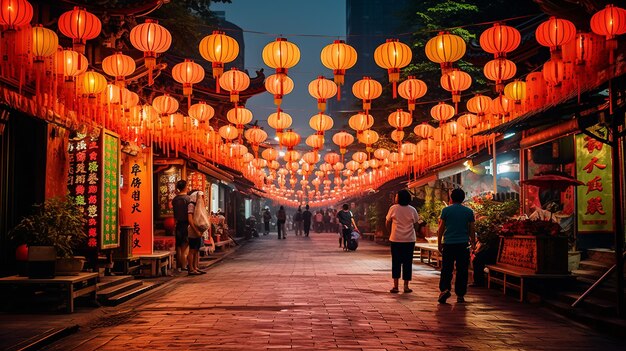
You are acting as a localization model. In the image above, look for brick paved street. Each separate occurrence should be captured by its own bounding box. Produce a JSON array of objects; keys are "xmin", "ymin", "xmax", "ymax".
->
[{"xmin": 41, "ymin": 233, "xmax": 623, "ymax": 351}]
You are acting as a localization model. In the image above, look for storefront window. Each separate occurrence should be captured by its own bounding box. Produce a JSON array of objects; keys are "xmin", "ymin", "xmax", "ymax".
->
[
  {"xmin": 211, "ymin": 183, "xmax": 219, "ymax": 214},
  {"xmin": 461, "ymin": 153, "xmax": 520, "ymax": 199},
  {"xmin": 245, "ymin": 199, "xmax": 252, "ymax": 219},
  {"xmin": 157, "ymin": 165, "xmax": 182, "ymax": 217}
]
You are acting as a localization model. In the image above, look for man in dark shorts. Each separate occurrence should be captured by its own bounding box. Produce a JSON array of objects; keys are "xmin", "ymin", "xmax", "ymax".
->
[
  {"xmin": 302, "ymin": 204, "xmax": 313, "ymax": 237},
  {"xmin": 172, "ymin": 180, "xmax": 190, "ymax": 272}
]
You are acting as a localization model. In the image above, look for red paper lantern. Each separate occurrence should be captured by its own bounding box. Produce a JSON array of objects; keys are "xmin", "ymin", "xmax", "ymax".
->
[
  {"xmin": 480, "ymin": 23, "xmax": 521, "ymax": 58},
  {"xmin": 57, "ymin": 7, "xmax": 101, "ymax": 54},
  {"xmin": 0, "ymin": 0, "xmax": 32, "ymax": 29},
  {"xmin": 352, "ymin": 77, "xmax": 382, "ymax": 112},
  {"xmin": 466, "ymin": 94, "xmax": 492, "ymax": 117},
  {"xmin": 542, "ymin": 59, "xmax": 566, "ymax": 87},
  {"xmin": 591, "ymin": 4, "xmax": 626, "ymax": 64},
  {"xmin": 265, "ymin": 73, "xmax": 294, "ymax": 106},
  {"xmin": 430, "ymin": 102, "xmax": 455, "ymax": 124},
  {"xmin": 308, "ymin": 76, "xmax": 337, "ymax": 112},
  {"xmin": 130, "ymin": 19, "xmax": 172, "ymax": 85},
  {"xmin": 219, "ymin": 67, "xmax": 250, "ymax": 103},
  {"xmin": 172, "ymin": 59, "xmax": 205, "ymax": 104},
  {"xmin": 374, "ymin": 38, "xmax": 412, "ymax": 97},
  {"xmin": 397, "ymin": 76, "xmax": 427, "ymax": 112},
  {"xmin": 484, "ymin": 58, "xmax": 516, "ymax": 92},
  {"xmin": 348, "ymin": 112, "xmax": 374, "ymax": 135},
  {"xmin": 440, "ymin": 68, "xmax": 472, "ymax": 108},
  {"xmin": 320, "ymin": 40, "xmax": 357, "ymax": 86},
  {"xmin": 536, "ymin": 16, "xmax": 576, "ymax": 60},
  {"xmin": 102, "ymin": 52, "xmax": 136, "ymax": 87}
]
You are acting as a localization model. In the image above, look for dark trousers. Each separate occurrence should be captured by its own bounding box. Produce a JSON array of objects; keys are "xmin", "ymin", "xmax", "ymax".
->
[
  {"xmin": 342, "ymin": 228, "xmax": 352, "ymax": 247},
  {"xmin": 472, "ymin": 246, "xmax": 498, "ymax": 285},
  {"xmin": 391, "ymin": 242, "xmax": 415, "ymax": 281},
  {"xmin": 303, "ymin": 221, "xmax": 311, "ymax": 236},
  {"xmin": 277, "ymin": 220, "xmax": 285, "ymax": 238},
  {"xmin": 264, "ymin": 221, "xmax": 270, "ymax": 233},
  {"xmin": 439, "ymin": 243, "xmax": 470, "ymax": 297}
]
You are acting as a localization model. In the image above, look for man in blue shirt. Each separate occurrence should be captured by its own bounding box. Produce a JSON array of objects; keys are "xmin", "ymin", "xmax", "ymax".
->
[{"xmin": 437, "ymin": 188, "xmax": 475, "ymax": 304}]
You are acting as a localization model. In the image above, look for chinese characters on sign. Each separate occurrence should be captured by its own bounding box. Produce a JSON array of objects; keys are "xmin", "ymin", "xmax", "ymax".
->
[
  {"xmin": 101, "ymin": 131, "xmax": 120, "ymax": 249},
  {"xmin": 121, "ymin": 150, "xmax": 154, "ymax": 255},
  {"xmin": 576, "ymin": 132, "xmax": 614, "ymax": 232},
  {"xmin": 68, "ymin": 134, "xmax": 101, "ymax": 249},
  {"xmin": 158, "ymin": 166, "xmax": 182, "ymax": 217}
]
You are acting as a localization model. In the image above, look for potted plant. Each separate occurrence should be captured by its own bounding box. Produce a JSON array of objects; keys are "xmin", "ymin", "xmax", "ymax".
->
[{"xmin": 10, "ymin": 197, "xmax": 87, "ymax": 278}]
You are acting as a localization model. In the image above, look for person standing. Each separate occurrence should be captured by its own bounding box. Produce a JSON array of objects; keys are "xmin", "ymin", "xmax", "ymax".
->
[
  {"xmin": 172, "ymin": 180, "xmax": 190, "ymax": 273},
  {"xmin": 262, "ymin": 207, "xmax": 272, "ymax": 235},
  {"xmin": 186, "ymin": 190, "xmax": 207, "ymax": 275},
  {"xmin": 302, "ymin": 205, "xmax": 313, "ymax": 237},
  {"xmin": 386, "ymin": 190, "xmax": 419, "ymax": 293},
  {"xmin": 323, "ymin": 210, "xmax": 331, "ymax": 233},
  {"xmin": 337, "ymin": 203, "xmax": 359, "ymax": 251},
  {"xmin": 293, "ymin": 207, "xmax": 303, "ymax": 236},
  {"xmin": 437, "ymin": 188, "xmax": 476, "ymax": 304},
  {"xmin": 277, "ymin": 206, "xmax": 287, "ymax": 239},
  {"xmin": 314, "ymin": 211, "xmax": 324, "ymax": 233}
]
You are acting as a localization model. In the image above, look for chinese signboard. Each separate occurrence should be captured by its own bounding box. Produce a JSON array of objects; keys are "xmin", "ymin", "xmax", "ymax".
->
[
  {"xmin": 157, "ymin": 165, "xmax": 182, "ymax": 217},
  {"xmin": 121, "ymin": 149, "xmax": 153, "ymax": 255},
  {"xmin": 68, "ymin": 132, "xmax": 102, "ymax": 250},
  {"xmin": 576, "ymin": 131, "xmax": 613, "ymax": 232},
  {"xmin": 101, "ymin": 131, "xmax": 120, "ymax": 249}
]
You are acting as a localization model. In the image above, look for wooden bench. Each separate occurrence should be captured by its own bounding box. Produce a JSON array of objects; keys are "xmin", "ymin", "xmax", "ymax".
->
[
  {"xmin": 487, "ymin": 264, "xmax": 573, "ymax": 302},
  {"xmin": 112, "ymin": 256, "xmax": 141, "ymax": 275},
  {"xmin": 361, "ymin": 232, "xmax": 375, "ymax": 241},
  {"xmin": 414, "ymin": 243, "xmax": 441, "ymax": 268},
  {"xmin": 0, "ymin": 272, "xmax": 98, "ymax": 313},
  {"xmin": 138, "ymin": 251, "xmax": 173, "ymax": 277}
]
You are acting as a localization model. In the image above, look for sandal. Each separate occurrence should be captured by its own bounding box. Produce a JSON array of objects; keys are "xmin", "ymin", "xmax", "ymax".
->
[
  {"xmin": 404, "ymin": 288, "xmax": 413, "ymax": 293},
  {"xmin": 188, "ymin": 271, "xmax": 201, "ymax": 276},
  {"xmin": 389, "ymin": 287, "xmax": 399, "ymax": 293}
]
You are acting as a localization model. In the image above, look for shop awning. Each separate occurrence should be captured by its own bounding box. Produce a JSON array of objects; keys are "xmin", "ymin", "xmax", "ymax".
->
[{"xmin": 188, "ymin": 153, "xmax": 234, "ymax": 183}]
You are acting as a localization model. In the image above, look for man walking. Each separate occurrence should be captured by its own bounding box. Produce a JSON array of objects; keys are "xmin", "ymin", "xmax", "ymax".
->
[
  {"xmin": 172, "ymin": 180, "xmax": 190, "ymax": 273},
  {"xmin": 437, "ymin": 188, "xmax": 475, "ymax": 304},
  {"xmin": 293, "ymin": 207, "xmax": 303, "ymax": 236},
  {"xmin": 302, "ymin": 204, "xmax": 312, "ymax": 237},
  {"xmin": 262, "ymin": 207, "xmax": 272, "ymax": 236}
]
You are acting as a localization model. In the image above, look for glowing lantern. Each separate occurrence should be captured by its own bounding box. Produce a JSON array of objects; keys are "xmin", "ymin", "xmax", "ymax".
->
[
  {"xmin": 374, "ymin": 38, "xmax": 412, "ymax": 97},
  {"xmin": 425, "ymin": 31, "xmax": 466, "ymax": 75},
  {"xmin": 414, "ymin": 123, "xmax": 435, "ymax": 139},
  {"xmin": 504, "ymin": 80, "xmax": 527, "ymax": 104},
  {"xmin": 443, "ymin": 122, "xmax": 458, "ymax": 138},
  {"xmin": 388, "ymin": 109, "xmax": 412, "ymax": 131},
  {"xmin": 352, "ymin": 77, "xmax": 382, "ymax": 112},
  {"xmin": 397, "ymin": 76, "xmax": 427, "ymax": 112},
  {"xmin": 81, "ymin": 71, "xmax": 107, "ymax": 96},
  {"xmin": 219, "ymin": 67, "xmax": 250, "ymax": 103},
  {"xmin": 227, "ymin": 106, "xmax": 253, "ymax": 131},
  {"xmin": 484, "ymin": 58, "xmax": 516, "ymax": 92},
  {"xmin": 491, "ymin": 95, "xmax": 513, "ymax": 115},
  {"xmin": 219, "ymin": 124, "xmax": 239, "ymax": 142},
  {"xmin": 320, "ymin": 39, "xmax": 357, "ymax": 86},
  {"xmin": 172, "ymin": 59, "xmax": 205, "ymax": 104},
  {"xmin": 31, "ymin": 25, "xmax": 58, "ymax": 61},
  {"xmin": 391, "ymin": 130, "xmax": 405, "ymax": 144},
  {"xmin": 303, "ymin": 152, "xmax": 320, "ymax": 165},
  {"xmin": 106, "ymin": 84, "xmax": 121, "ymax": 104},
  {"xmin": 457, "ymin": 113, "xmax": 479, "ymax": 129},
  {"xmin": 265, "ymin": 73, "xmax": 294, "ymax": 106},
  {"xmin": 349, "ymin": 112, "xmax": 374, "ymax": 135},
  {"xmin": 571, "ymin": 32, "xmax": 600, "ymax": 66},
  {"xmin": 309, "ymin": 113, "xmax": 334, "ymax": 136},
  {"xmin": 244, "ymin": 126, "xmax": 268, "ymax": 156},
  {"xmin": 430, "ymin": 102, "xmax": 455, "ymax": 124},
  {"xmin": 466, "ymin": 94, "xmax": 492, "ymax": 116},
  {"xmin": 130, "ymin": 19, "xmax": 172, "ymax": 85},
  {"xmin": 324, "ymin": 152, "xmax": 340, "ymax": 165},
  {"xmin": 262, "ymin": 148, "xmax": 279, "ymax": 162},
  {"xmin": 152, "ymin": 94, "xmax": 179, "ymax": 116},
  {"xmin": 0, "ymin": 0, "xmax": 32, "ymax": 29},
  {"xmin": 198, "ymin": 31, "xmax": 239, "ymax": 81},
  {"xmin": 542, "ymin": 59, "xmax": 566, "ymax": 87},
  {"xmin": 332, "ymin": 131, "xmax": 354, "ymax": 160},
  {"xmin": 188, "ymin": 101, "xmax": 214, "ymax": 123},
  {"xmin": 357, "ymin": 129, "xmax": 379, "ymax": 149},
  {"xmin": 308, "ymin": 76, "xmax": 337, "ymax": 112},
  {"xmin": 262, "ymin": 38, "xmax": 300, "ymax": 74},
  {"xmin": 479, "ymin": 23, "xmax": 521, "ymax": 58},
  {"xmin": 57, "ymin": 7, "xmax": 101, "ymax": 54},
  {"xmin": 121, "ymin": 88, "xmax": 139, "ymax": 110},
  {"xmin": 400, "ymin": 142, "xmax": 417, "ymax": 155},
  {"xmin": 591, "ymin": 4, "xmax": 626, "ymax": 64},
  {"xmin": 281, "ymin": 129, "xmax": 301, "ymax": 150},
  {"xmin": 440, "ymin": 68, "xmax": 472, "ymax": 108},
  {"xmin": 306, "ymin": 134, "xmax": 325, "ymax": 150},
  {"xmin": 57, "ymin": 49, "xmax": 88, "ymax": 79},
  {"xmin": 102, "ymin": 52, "xmax": 136, "ymax": 87},
  {"xmin": 268, "ymin": 110, "xmax": 292, "ymax": 142},
  {"xmin": 535, "ymin": 17, "xmax": 576, "ymax": 60},
  {"xmin": 374, "ymin": 148, "xmax": 390, "ymax": 160},
  {"xmin": 284, "ymin": 150, "xmax": 301, "ymax": 162}
]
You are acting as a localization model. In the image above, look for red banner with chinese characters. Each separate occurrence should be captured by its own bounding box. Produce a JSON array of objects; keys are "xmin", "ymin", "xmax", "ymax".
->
[
  {"xmin": 67, "ymin": 131, "xmax": 102, "ymax": 249},
  {"xmin": 576, "ymin": 130, "xmax": 614, "ymax": 233},
  {"xmin": 120, "ymin": 148, "xmax": 154, "ymax": 255}
]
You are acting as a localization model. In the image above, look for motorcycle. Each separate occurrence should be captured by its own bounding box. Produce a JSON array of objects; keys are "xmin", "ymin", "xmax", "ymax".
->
[{"xmin": 245, "ymin": 216, "xmax": 259, "ymax": 239}]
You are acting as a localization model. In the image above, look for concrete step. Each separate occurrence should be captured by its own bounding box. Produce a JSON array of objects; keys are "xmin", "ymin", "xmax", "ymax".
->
[
  {"xmin": 587, "ymin": 248, "xmax": 616, "ymax": 266},
  {"xmin": 96, "ymin": 275, "xmax": 134, "ymax": 291},
  {"xmin": 104, "ymin": 282, "xmax": 156, "ymax": 306},
  {"xmin": 542, "ymin": 298, "xmax": 626, "ymax": 339},
  {"xmin": 97, "ymin": 280, "xmax": 143, "ymax": 301},
  {"xmin": 578, "ymin": 259, "xmax": 611, "ymax": 272}
]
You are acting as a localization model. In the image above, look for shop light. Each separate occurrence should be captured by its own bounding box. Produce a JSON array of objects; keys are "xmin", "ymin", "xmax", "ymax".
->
[{"xmin": 504, "ymin": 132, "xmax": 516, "ymax": 139}]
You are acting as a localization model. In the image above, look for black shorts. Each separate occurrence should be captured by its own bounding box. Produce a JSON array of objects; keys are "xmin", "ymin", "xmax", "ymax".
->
[
  {"xmin": 188, "ymin": 237, "xmax": 201, "ymax": 250},
  {"xmin": 175, "ymin": 222, "xmax": 189, "ymax": 247}
]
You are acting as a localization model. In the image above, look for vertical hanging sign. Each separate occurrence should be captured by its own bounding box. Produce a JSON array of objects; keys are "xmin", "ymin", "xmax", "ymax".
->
[
  {"xmin": 121, "ymin": 148, "xmax": 154, "ymax": 255},
  {"xmin": 101, "ymin": 130, "xmax": 120, "ymax": 249},
  {"xmin": 576, "ymin": 130, "xmax": 614, "ymax": 233}
]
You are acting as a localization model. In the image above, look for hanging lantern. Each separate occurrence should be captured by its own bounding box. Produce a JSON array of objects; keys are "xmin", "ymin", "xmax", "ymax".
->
[
  {"xmin": 443, "ymin": 122, "xmax": 459, "ymax": 138},
  {"xmin": 262, "ymin": 147, "xmax": 279, "ymax": 162},
  {"xmin": 397, "ymin": 76, "xmax": 427, "ymax": 112},
  {"xmin": 348, "ymin": 112, "xmax": 374, "ymax": 135},
  {"xmin": 357, "ymin": 129, "xmax": 379, "ymax": 150},
  {"xmin": 31, "ymin": 25, "xmax": 58, "ymax": 61},
  {"xmin": 324, "ymin": 152, "xmax": 340, "ymax": 165},
  {"xmin": 591, "ymin": 4, "xmax": 626, "ymax": 64},
  {"xmin": 491, "ymin": 95, "xmax": 513, "ymax": 116},
  {"xmin": 308, "ymin": 76, "xmax": 337, "ymax": 112},
  {"xmin": 57, "ymin": 49, "xmax": 88, "ymax": 79},
  {"xmin": 81, "ymin": 71, "xmax": 107, "ymax": 96},
  {"xmin": 374, "ymin": 148, "xmax": 390, "ymax": 160},
  {"xmin": 484, "ymin": 58, "xmax": 516, "ymax": 92},
  {"xmin": 102, "ymin": 52, "xmax": 136, "ymax": 87},
  {"xmin": 0, "ymin": 0, "xmax": 32, "ymax": 30},
  {"xmin": 400, "ymin": 142, "xmax": 417, "ymax": 155},
  {"xmin": 57, "ymin": 7, "xmax": 101, "ymax": 54},
  {"xmin": 172, "ymin": 59, "xmax": 205, "ymax": 104},
  {"xmin": 262, "ymin": 37, "xmax": 300, "ymax": 74},
  {"xmin": 284, "ymin": 150, "xmax": 301, "ymax": 163},
  {"xmin": 188, "ymin": 101, "xmax": 214, "ymax": 123},
  {"xmin": 391, "ymin": 130, "xmax": 405, "ymax": 144},
  {"xmin": 309, "ymin": 113, "xmax": 334, "ymax": 136},
  {"xmin": 244, "ymin": 126, "xmax": 268, "ymax": 156},
  {"xmin": 130, "ymin": 19, "xmax": 172, "ymax": 85},
  {"xmin": 320, "ymin": 39, "xmax": 357, "ymax": 86},
  {"xmin": 106, "ymin": 83, "xmax": 121, "ymax": 104},
  {"xmin": 457, "ymin": 113, "xmax": 479, "ymax": 129},
  {"xmin": 535, "ymin": 16, "xmax": 576, "ymax": 60},
  {"xmin": 440, "ymin": 68, "xmax": 472, "ymax": 109},
  {"xmin": 570, "ymin": 32, "xmax": 600, "ymax": 66},
  {"xmin": 414, "ymin": 123, "xmax": 435, "ymax": 139},
  {"xmin": 121, "ymin": 89, "xmax": 139, "ymax": 111},
  {"xmin": 219, "ymin": 125, "xmax": 239, "ymax": 144},
  {"xmin": 425, "ymin": 31, "xmax": 466, "ymax": 75},
  {"xmin": 227, "ymin": 106, "xmax": 253, "ymax": 133},
  {"xmin": 466, "ymin": 94, "xmax": 492, "ymax": 117},
  {"xmin": 503, "ymin": 80, "xmax": 527, "ymax": 104},
  {"xmin": 479, "ymin": 23, "xmax": 521, "ymax": 58},
  {"xmin": 219, "ymin": 67, "xmax": 250, "ymax": 103},
  {"xmin": 265, "ymin": 73, "xmax": 294, "ymax": 106},
  {"xmin": 303, "ymin": 151, "xmax": 320, "ymax": 165},
  {"xmin": 306, "ymin": 134, "xmax": 325, "ymax": 151},
  {"xmin": 198, "ymin": 31, "xmax": 239, "ymax": 81},
  {"xmin": 268, "ymin": 110, "xmax": 292, "ymax": 142},
  {"xmin": 388, "ymin": 109, "xmax": 412, "ymax": 132},
  {"xmin": 542, "ymin": 59, "xmax": 566, "ymax": 87},
  {"xmin": 352, "ymin": 77, "xmax": 382, "ymax": 112},
  {"xmin": 374, "ymin": 38, "xmax": 412, "ymax": 98},
  {"xmin": 430, "ymin": 102, "xmax": 455, "ymax": 124},
  {"xmin": 332, "ymin": 131, "xmax": 354, "ymax": 160},
  {"xmin": 281, "ymin": 129, "xmax": 301, "ymax": 150},
  {"xmin": 152, "ymin": 94, "xmax": 179, "ymax": 116}
]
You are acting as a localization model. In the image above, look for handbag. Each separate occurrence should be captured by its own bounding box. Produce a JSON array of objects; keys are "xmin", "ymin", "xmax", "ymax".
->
[{"xmin": 192, "ymin": 195, "xmax": 210, "ymax": 233}]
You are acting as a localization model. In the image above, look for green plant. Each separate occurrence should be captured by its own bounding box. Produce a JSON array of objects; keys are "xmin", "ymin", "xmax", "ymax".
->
[
  {"xmin": 467, "ymin": 198, "xmax": 519, "ymax": 245},
  {"xmin": 10, "ymin": 197, "xmax": 87, "ymax": 258}
]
